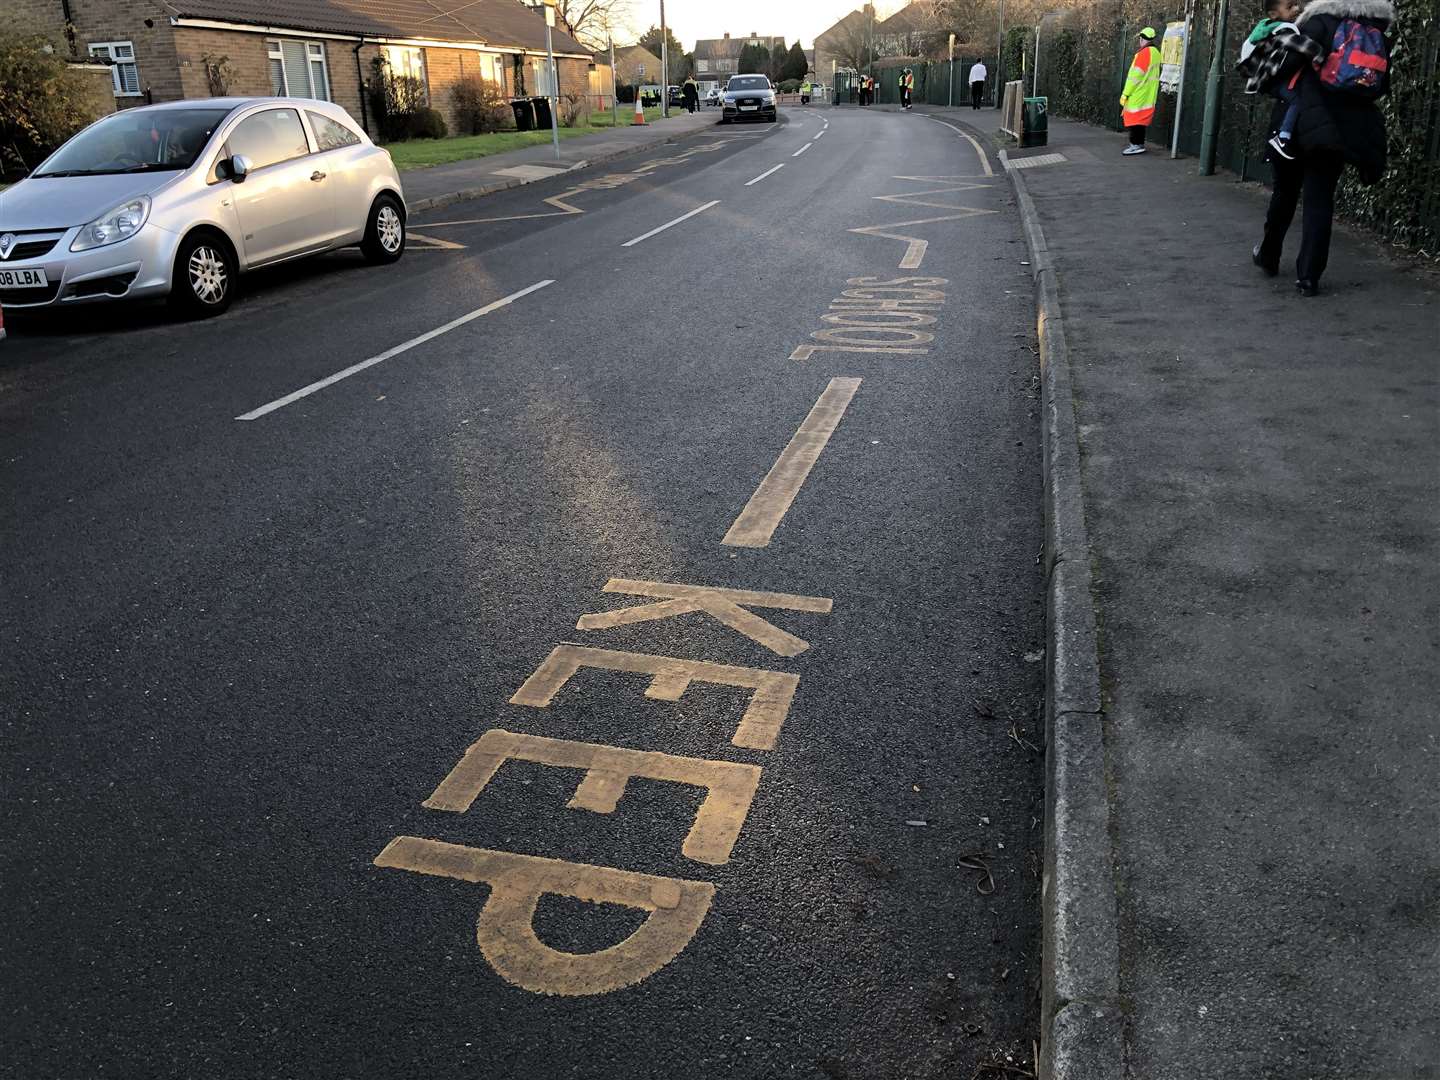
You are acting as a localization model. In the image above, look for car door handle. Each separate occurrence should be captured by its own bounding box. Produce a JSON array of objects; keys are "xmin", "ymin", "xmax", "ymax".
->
[{"xmin": 310, "ymin": 170, "xmax": 327, "ymax": 182}]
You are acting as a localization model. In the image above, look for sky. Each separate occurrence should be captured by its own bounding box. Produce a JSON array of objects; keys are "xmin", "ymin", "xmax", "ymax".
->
[{"xmin": 612, "ymin": 0, "xmax": 908, "ymax": 51}]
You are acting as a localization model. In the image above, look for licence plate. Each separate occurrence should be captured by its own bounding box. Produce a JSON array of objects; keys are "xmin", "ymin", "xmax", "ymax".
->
[
  {"xmin": 0, "ymin": 267, "xmax": 48, "ymax": 288},
  {"xmin": 740, "ymin": 105, "xmax": 758, "ymax": 111}
]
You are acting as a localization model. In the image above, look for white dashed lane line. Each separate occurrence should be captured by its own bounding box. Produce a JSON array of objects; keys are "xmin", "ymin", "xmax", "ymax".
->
[{"xmin": 745, "ymin": 164, "xmax": 787, "ymax": 186}]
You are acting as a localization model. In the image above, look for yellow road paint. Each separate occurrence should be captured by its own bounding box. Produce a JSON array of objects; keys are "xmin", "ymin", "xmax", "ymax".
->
[
  {"xmin": 423, "ymin": 729, "xmax": 761, "ymax": 865},
  {"xmin": 789, "ymin": 343, "xmax": 930, "ymax": 360},
  {"xmin": 789, "ymin": 279, "xmax": 948, "ymax": 362},
  {"xmin": 578, "ymin": 579, "xmax": 833, "ymax": 657},
  {"xmin": 851, "ymin": 178, "xmax": 998, "ymax": 269},
  {"xmin": 406, "ymin": 232, "xmax": 467, "ymax": 250},
  {"xmin": 511, "ymin": 644, "xmax": 800, "ymax": 750},
  {"xmin": 374, "ymin": 836, "xmax": 715, "ymax": 996},
  {"xmin": 722, "ymin": 378, "xmax": 862, "ymax": 549}
]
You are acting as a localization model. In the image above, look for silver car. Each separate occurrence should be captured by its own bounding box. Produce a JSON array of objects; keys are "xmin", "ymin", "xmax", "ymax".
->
[{"xmin": 0, "ymin": 97, "xmax": 406, "ymax": 317}]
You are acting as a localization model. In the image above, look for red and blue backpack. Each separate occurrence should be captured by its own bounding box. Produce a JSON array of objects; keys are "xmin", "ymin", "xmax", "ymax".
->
[{"xmin": 1317, "ymin": 19, "xmax": 1390, "ymax": 97}]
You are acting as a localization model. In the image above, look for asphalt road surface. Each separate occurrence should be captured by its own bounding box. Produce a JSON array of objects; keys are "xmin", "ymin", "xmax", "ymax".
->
[{"xmin": 2, "ymin": 108, "xmax": 1044, "ymax": 1079}]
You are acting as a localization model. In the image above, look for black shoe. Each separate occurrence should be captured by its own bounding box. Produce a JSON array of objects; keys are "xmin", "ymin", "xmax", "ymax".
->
[
  {"xmin": 1296, "ymin": 278, "xmax": 1320, "ymax": 297},
  {"xmin": 1252, "ymin": 244, "xmax": 1279, "ymax": 277}
]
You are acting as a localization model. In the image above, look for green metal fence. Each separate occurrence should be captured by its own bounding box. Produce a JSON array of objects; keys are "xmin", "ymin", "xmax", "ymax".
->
[{"xmin": 1021, "ymin": 0, "xmax": 1440, "ymax": 255}]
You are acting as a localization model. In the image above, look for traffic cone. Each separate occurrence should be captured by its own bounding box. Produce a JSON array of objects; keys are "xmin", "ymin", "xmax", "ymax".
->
[{"xmin": 632, "ymin": 93, "xmax": 646, "ymax": 125}]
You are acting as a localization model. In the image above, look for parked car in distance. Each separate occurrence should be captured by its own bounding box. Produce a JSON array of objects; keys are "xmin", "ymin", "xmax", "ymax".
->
[
  {"xmin": 721, "ymin": 75, "xmax": 778, "ymax": 123},
  {"xmin": 668, "ymin": 85, "xmax": 684, "ymax": 107},
  {"xmin": 0, "ymin": 98, "xmax": 406, "ymax": 318},
  {"xmin": 705, "ymin": 88, "xmax": 722, "ymax": 106}
]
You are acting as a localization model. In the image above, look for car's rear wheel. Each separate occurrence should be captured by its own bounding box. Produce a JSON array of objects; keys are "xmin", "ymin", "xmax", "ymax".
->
[
  {"xmin": 169, "ymin": 230, "xmax": 236, "ymax": 318},
  {"xmin": 361, "ymin": 193, "xmax": 406, "ymax": 264}
]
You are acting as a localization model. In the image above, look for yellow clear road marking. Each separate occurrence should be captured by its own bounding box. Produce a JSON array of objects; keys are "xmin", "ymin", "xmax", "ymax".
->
[
  {"xmin": 723, "ymin": 378, "xmax": 862, "ymax": 548},
  {"xmin": 406, "ymin": 231, "xmax": 466, "ymax": 250},
  {"xmin": 511, "ymin": 644, "xmax": 799, "ymax": 751},
  {"xmin": 421, "ymin": 189, "xmax": 585, "ymax": 226},
  {"xmin": 235, "ymin": 280, "xmax": 553, "ymax": 420},
  {"xmin": 578, "ymin": 578, "xmax": 833, "ymax": 656},
  {"xmin": 620, "ymin": 200, "xmax": 720, "ymax": 248},
  {"xmin": 423, "ymin": 729, "xmax": 761, "ymax": 865},
  {"xmin": 925, "ymin": 117, "xmax": 996, "ymax": 177},
  {"xmin": 849, "ymin": 209, "xmax": 995, "ymax": 269},
  {"xmin": 374, "ymin": 836, "xmax": 714, "ymax": 996}
]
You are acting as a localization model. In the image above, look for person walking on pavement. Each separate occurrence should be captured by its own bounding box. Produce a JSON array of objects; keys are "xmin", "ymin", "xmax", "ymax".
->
[
  {"xmin": 968, "ymin": 59, "xmax": 988, "ymax": 109},
  {"xmin": 681, "ymin": 75, "xmax": 699, "ymax": 114},
  {"xmin": 1253, "ymin": 0, "xmax": 1392, "ymax": 295},
  {"xmin": 900, "ymin": 68, "xmax": 914, "ymax": 109},
  {"xmin": 1120, "ymin": 27, "xmax": 1162, "ymax": 154}
]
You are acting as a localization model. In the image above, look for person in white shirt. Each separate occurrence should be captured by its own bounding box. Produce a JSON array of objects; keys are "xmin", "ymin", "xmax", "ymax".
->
[{"xmin": 968, "ymin": 60, "xmax": 988, "ymax": 110}]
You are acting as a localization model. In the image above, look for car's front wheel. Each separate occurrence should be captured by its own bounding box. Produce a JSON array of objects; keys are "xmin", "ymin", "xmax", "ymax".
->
[
  {"xmin": 361, "ymin": 193, "xmax": 406, "ymax": 264},
  {"xmin": 169, "ymin": 230, "xmax": 236, "ymax": 318}
]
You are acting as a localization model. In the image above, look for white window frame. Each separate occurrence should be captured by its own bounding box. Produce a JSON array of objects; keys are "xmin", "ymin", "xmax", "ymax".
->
[
  {"xmin": 382, "ymin": 45, "xmax": 428, "ymax": 98},
  {"xmin": 89, "ymin": 41, "xmax": 141, "ymax": 96},
  {"xmin": 267, "ymin": 39, "xmax": 331, "ymax": 101},
  {"xmin": 697, "ymin": 58, "xmax": 709, "ymax": 73}
]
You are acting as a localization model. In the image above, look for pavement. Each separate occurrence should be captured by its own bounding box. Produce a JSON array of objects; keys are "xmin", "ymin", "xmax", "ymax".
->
[
  {"xmin": 998, "ymin": 115, "xmax": 1440, "ymax": 1079},
  {"xmin": 400, "ymin": 109, "xmax": 723, "ymax": 211},
  {"xmin": 2, "ymin": 108, "xmax": 1049, "ymax": 1078}
]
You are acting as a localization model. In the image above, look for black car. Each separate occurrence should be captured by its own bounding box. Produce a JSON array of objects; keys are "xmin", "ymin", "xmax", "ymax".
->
[
  {"xmin": 668, "ymin": 85, "xmax": 684, "ymax": 108},
  {"xmin": 721, "ymin": 75, "xmax": 778, "ymax": 123}
]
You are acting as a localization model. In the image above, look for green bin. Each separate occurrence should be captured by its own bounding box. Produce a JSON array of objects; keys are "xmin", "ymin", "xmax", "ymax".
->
[{"xmin": 1022, "ymin": 96, "xmax": 1048, "ymax": 147}]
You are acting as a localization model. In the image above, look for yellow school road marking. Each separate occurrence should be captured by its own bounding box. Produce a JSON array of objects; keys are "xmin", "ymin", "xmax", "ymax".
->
[
  {"xmin": 723, "ymin": 377, "xmax": 863, "ymax": 548},
  {"xmin": 375, "ymin": 836, "xmax": 715, "ymax": 996},
  {"xmin": 850, "ymin": 177, "xmax": 997, "ymax": 269},
  {"xmin": 406, "ymin": 231, "xmax": 467, "ymax": 250},
  {"xmin": 511, "ymin": 644, "xmax": 799, "ymax": 751},
  {"xmin": 925, "ymin": 116, "xmax": 996, "ymax": 177},
  {"xmin": 577, "ymin": 578, "xmax": 833, "ymax": 657},
  {"xmin": 423, "ymin": 729, "xmax": 761, "ymax": 865}
]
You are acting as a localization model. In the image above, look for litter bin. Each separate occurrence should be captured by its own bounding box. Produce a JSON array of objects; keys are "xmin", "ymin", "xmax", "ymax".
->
[
  {"xmin": 1021, "ymin": 96, "xmax": 1048, "ymax": 147},
  {"xmin": 510, "ymin": 98, "xmax": 535, "ymax": 131},
  {"xmin": 531, "ymin": 96, "xmax": 553, "ymax": 129}
]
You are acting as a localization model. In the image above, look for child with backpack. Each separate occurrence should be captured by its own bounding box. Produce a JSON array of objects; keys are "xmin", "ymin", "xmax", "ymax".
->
[{"xmin": 1237, "ymin": 0, "xmax": 1325, "ymax": 160}]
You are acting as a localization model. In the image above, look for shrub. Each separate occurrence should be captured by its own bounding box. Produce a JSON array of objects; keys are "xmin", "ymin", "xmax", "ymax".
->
[
  {"xmin": 559, "ymin": 93, "xmax": 589, "ymax": 128},
  {"xmin": 779, "ymin": 79, "xmax": 801, "ymax": 93},
  {"xmin": 408, "ymin": 106, "xmax": 448, "ymax": 139},
  {"xmin": 368, "ymin": 56, "xmax": 432, "ymax": 142},
  {"xmin": 450, "ymin": 75, "xmax": 511, "ymax": 133},
  {"xmin": 0, "ymin": 30, "xmax": 104, "ymax": 178}
]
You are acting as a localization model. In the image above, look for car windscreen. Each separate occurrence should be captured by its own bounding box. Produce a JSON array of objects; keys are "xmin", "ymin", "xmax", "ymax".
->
[
  {"xmin": 727, "ymin": 77, "xmax": 770, "ymax": 92},
  {"xmin": 34, "ymin": 108, "xmax": 231, "ymax": 178}
]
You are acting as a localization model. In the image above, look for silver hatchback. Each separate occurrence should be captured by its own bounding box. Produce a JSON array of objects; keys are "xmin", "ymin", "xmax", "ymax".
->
[{"xmin": 0, "ymin": 97, "xmax": 407, "ymax": 317}]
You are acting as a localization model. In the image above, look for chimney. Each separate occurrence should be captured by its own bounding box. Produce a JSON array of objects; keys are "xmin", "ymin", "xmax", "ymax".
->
[{"xmin": 723, "ymin": 32, "xmax": 729, "ymax": 39}]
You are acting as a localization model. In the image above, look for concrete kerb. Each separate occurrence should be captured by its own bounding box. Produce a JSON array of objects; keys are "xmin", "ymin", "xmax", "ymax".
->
[
  {"xmin": 407, "ymin": 123, "xmax": 715, "ymax": 213},
  {"xmin": 996, "ymin": 143, "xmax": 1125, "ymax": 1080}
]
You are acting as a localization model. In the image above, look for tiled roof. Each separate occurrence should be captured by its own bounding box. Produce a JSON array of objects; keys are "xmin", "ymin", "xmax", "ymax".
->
[
  {"xmin": 164, "ymin": 0, "xmax": 592, "ymax": 55},
  {"xmin": 693, "ymin": 34, "xmax": 785, "ymax": 61}
]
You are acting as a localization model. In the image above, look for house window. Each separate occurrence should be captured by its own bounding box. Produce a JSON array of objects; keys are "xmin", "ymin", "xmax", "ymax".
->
[
  {"xmin": 267, "ymin": 40, "xmax": 330, "ymax": 100},
  {"xmin": 490, "ymin": 54, "xmax": 506, "ymax": 87},
  {"xmin": 697, "ymin": 58, "xmax": 709, "ymax": 73},
  {"xmin": 383, "ymin": 46, "xmax": 427, "ymax": 93},
  {"xmin": 531, "ymin": 57, "xmax": 555, "ymax": 96},
  {"xmin": 89, "ymin": 41, "xmax": 140, "ymax": 96}
]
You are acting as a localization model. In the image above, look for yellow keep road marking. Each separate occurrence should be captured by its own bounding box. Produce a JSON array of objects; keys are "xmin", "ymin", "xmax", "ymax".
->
[
  {"xmin": 511, "ymin": 644, "xmax": 799, "ymax": 751},
  {"xmin": 578, "ymin": 578, "xmax": 832, "ymax": 657},
  {"xmin": 850, "ymin": 177, "xmax": 998, "ymax": 269},
  {"xmin": 422, "ymin": 729, "xmax": 761, "ymax": 865},
  {"xmin": 722, "ymin": 378, "xmax": 863, "ymax": 549},
  {"xmin": 406, "ymin": 231, "xmax": 466, "ymax": 250},
  {"xmin": 374, "ymin": 836, "xmax": 715, "ymax": 996}
]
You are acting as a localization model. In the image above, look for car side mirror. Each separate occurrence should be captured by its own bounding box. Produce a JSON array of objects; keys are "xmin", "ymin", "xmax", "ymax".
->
[{"xmin": 227, "ymin": 154, "xmax": 252, "ymax": 183}]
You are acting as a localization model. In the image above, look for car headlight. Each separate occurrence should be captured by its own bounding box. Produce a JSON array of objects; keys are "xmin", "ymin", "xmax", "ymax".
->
[
  {"xmin": 723, "ymin": 95, "xmax": 736, "ymax": 105},
  {"xmin": 70, "ymin": 196, "xmax": 151, "ymax": 252}
]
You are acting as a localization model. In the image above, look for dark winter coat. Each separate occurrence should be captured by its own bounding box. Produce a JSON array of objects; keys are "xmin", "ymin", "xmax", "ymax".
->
[{"xmin": 1270, "ymin": 0, "xmax": 1392, "ymax": 184}]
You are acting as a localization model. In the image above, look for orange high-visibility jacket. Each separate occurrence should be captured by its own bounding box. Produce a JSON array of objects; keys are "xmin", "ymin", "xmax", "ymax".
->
[{"xmin": 1120, "ymin": 45, "xmax": 1161, "ymax": 126}]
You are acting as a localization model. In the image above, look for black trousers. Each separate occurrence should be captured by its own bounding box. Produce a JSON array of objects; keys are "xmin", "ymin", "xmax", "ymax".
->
[
  {"xmin": 1259, "ymin": 151, "xmax": 1343, "ymax": 283},
  {"xmin": 971, "ymin": 81, "xmax": 985, "ymax": 109},
  {"xmin": 1128, "ymin": 124, "xmax": 1147, "ymax": 146}
]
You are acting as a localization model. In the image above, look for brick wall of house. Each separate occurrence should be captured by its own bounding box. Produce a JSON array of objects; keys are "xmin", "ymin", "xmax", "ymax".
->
[{"xmin": 30, "ymin": 0, "xmax": 188, "ymax": 109}]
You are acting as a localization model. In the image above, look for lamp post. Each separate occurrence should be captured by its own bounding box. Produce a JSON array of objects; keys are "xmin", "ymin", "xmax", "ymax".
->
[
  {"xmin": 542, "ymin": 0, "xmax": 560, "ymax": 158},
  {"xmin": 1033, "ymin": 11, "xmax": 1063, "ymax": 98},
  {"xmin": 994, "ymin": 0, "xmax": 1005, "ymax": 107},
  {"xmin": 1198, "ymin": 0, "xmax": 1229, "ymax": 175},
  {"xmin": 660, "ymin": 0, "xmax": 668, "ymax": 118},
  {"xmin": 610, "ymin": 33, "xmax": 618, "ymax": 127},
  {"xmin": 948, "ymin": 32, "xmax": 955, "ymax": 107}
]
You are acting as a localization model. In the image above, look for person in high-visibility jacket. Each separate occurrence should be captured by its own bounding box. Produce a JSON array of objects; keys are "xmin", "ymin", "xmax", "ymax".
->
[
  {"xmin": 1120, "ymin": 26, "xmax": 1161, "ymax": 155},
  {"xmin": 900, "ymin": 68, "xmax": 915, "ymax": 109}
]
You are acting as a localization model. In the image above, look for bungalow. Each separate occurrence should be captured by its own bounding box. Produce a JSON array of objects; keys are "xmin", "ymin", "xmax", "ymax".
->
[{"xmin": 12, "ymin": 0, "xmax": 600, "ymax": 139}]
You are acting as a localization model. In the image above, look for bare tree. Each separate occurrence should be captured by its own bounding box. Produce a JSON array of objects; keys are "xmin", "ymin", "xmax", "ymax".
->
[{"xmin": 554, "ymin": 0, "xmax": 633, "ymax": 50}]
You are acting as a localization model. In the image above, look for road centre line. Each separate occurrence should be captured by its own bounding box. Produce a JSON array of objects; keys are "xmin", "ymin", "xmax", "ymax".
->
[
  {"xmin": 791, "ymin": 142, "xmax": 812, "ymax": 158},
  {"xmin": 813, "ymin": 129, "xmax": 825, "ymax": 139},
  {"xmin": 745, "ymin": 163, "xmax": 786, "ymax": 186},
  {"xmin": 234, "ymin": 280, "xmax": 554, "ymax": 420},
  {"xmin": 621, "ymin": 200, "xmax": 720, "ymax": 247},
  {"xmin": 723, "ymin": 378, "xmax": 862, "ymax": 548},
  {"xmin": 925, "ymin": 116, "xmax": 995, "ymax": 177}
]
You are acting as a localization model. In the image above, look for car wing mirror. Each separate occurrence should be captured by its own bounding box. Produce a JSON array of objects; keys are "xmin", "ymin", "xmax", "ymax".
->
[{"xmin": 226, "ymin": 154, "xmax": 252, "ymax": 183}]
